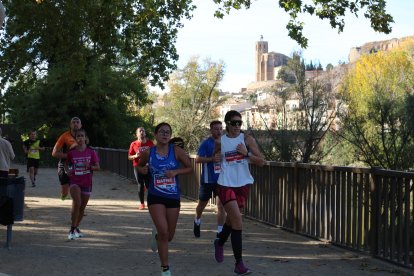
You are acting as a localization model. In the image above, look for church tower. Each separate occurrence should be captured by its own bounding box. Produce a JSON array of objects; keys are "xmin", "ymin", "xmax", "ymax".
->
[{"xmin": 255, "ymin": 35, "xmax": 268, "ymax": 82}]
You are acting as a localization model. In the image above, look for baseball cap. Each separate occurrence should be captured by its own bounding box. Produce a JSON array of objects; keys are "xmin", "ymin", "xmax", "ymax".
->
[{"xmin": 71, "ymin": 116, "xmax": 81, "ymax": 122}]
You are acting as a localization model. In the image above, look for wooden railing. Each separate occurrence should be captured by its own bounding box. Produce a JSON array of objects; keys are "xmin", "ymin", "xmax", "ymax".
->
[{"xmin": 94, "ymin": 147, "xmax": 414, "ymax": 268}]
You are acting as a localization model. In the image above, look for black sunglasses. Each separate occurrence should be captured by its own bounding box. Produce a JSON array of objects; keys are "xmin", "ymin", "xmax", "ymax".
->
[{"xmin": 227, "ymin": 120, "xmax": 243, "ymax": 127}]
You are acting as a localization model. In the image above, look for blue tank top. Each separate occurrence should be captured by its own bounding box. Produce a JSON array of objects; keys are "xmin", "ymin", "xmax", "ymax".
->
[{"xmin": 148, "ymin": 144, "xmax": 181, "ymax": 200}]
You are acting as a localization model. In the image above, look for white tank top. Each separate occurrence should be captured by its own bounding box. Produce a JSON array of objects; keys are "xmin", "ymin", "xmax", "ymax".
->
[{"xmin": 217, "ymin": 133, "xmax": 254, "ymax": 187}]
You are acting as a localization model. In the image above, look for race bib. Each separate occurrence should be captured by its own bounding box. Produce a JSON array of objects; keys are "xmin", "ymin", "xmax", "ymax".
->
[
  {"xmin": 153, "ymin": 173, "xmax": 178, "ymax": 194},
  {"xmin": 214, "ymin": 162, "xmax": 221, "ymax": 174},
  {"xmin": 74, "ymin": 170, "xmax": 90, "ymax": 176},
  {"xmin": 154, "ymin": 174, "xmax": 176, "ymax": 187},
  {"xmin": 139, "ymin": 146, "xmax": 150, "ymax": 153},
  {"xmin": 224, "ymin": 150, "xmax": 245, "ymax": 165},
  {"xmin": 74, "ymin": 162, "xmax": 90, "ymax": 175}
]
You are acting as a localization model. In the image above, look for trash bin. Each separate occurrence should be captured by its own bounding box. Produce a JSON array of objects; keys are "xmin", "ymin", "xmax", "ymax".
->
[
  {"xmin": 10, "ymin": 176, "xmax": 25, "ymax": 221},
  {"xmin": 0, "ymin": 176, "xmax": 25, "ymax": 222}
]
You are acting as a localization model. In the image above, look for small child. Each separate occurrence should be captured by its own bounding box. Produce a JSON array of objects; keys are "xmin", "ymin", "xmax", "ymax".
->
[{"xmin": 65, "ymin": 128, "xmax": 100, "ymax": 240}]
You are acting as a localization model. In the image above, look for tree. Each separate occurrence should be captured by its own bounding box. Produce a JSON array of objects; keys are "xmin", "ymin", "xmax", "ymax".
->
[
  {"xmin": 317, "ymin": 62, "xmax": 323, "ymax": 71},
  {"xmin": 249, "ymin": 52, "xmax": 338, "ymax": 163},
  {"xmin": 247, "ymin": 84, "xmax": 298, "ymax": 162},
  {"xmin": 306, "ymin": 61, "xmax": 314, "ymax": 71},
  {"xmin": 277, "ymin": 66, "xmax": 295, "ymax": 84},
  {"xmin": 289, "ymin": 53, "xmax": 338, "ymax": 163},
  {"xmin": 326, "ymin": 63, "xmax": 334, "ymax": 71},
  {"xmin": 339, "ymin": 50, "xmax": 414, "ymax": 170},
  {"xmin": 0, "ymin": 1, "xmax": 194, "ymax": 147},
  {"xmin": 155, "ymin": 57, "xmax": 226, "ymax": 153},
  {"xmin": 212, "ymin": 0, "xmax": 393, "ymax": 48}
]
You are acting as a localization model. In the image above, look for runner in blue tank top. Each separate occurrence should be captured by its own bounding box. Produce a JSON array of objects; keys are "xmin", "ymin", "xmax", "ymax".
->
[
  {"xmin": 147, "ymin": 143, "xmax": 180, "ymax": 199},
  {"xmin": 137, "ymin": 122, "xmax": 192, "ymax": 276}
]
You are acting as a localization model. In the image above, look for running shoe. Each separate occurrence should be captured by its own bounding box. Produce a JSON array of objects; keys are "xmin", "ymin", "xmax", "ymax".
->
[
  {"xmin": 234, "ymin": 261, "xmax": 251, "ymax": 275},
  {"xmin": 139, "ymin": 203, "xmax": 145, "ymax": 210},
  {"xmin": 68, "ymin": 230, "xmax": 76, "ymax": 240},
  {"xmin": 75, "ymin": 227, "xmax": 84, "ymax": 238},
  {"xmin": 193, "ymin": 221, "xmax": 200, "ymax": 238},
  {"xmin": 32, "ymin": 182, "xmax": 36, "ymax": 187},
  {"xmin": 151, "ymin": 228, "xmax": 158, "ymax": 252},
  {"xmin": 161, "ymin": 270, "xmax": 171, "ymax": 276},
  {"xmin": 214, "ymin": 239, "xmax": 224, "ymax": 263}
]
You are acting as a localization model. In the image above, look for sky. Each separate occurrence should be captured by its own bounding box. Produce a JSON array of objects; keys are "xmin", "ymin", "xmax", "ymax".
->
[{"xmin": 168, "ymin": 0, "xmax": 414, "ymax": 93}]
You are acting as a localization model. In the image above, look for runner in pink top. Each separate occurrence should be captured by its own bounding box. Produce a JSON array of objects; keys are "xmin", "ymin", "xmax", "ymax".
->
[{"xmin": 65, "ymin": 128, "xmax": 100, "ymax": 240}]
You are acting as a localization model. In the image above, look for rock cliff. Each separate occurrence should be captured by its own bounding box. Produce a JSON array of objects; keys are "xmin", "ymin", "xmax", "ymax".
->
[{"xmin": 348, "ymin": 35, "xmax": 414, "ymax": 63}]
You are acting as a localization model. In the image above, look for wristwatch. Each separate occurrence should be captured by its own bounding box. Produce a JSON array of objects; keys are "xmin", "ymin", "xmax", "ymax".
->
[{"xmin": 245, "ymin": 152, "xmax": 252, "ymax": 158}]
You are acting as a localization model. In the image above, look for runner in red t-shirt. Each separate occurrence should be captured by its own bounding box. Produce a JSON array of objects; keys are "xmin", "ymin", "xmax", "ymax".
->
[{"xmin": 128, "ymin": 127, "xmax": 154, "ymax": 210}]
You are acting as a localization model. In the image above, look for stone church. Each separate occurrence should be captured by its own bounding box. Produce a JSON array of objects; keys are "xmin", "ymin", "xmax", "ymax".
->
[{"xmin": 255, "ymin": 36, "xmax": 289, "ymax": 82}]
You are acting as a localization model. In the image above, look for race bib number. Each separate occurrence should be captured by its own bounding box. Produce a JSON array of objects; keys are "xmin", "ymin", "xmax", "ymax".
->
[
  {"xmin": 224, "ymin": 150, "xmax": 245, "ymax": 165},
  {"xmin": 139, "ymin": 146, "xmax": 150, "ymax": 153},
  {"xmin": 154, "ymin": 174, "xmax": 176, "ymax": 187},
  {"xmin": 214, "ymin": 162, "xmax": 221, "ymax": 174},
  {"xmin": 74, "ymin": 162, "xmax": 90, "ymax": 175},
  {"xmin": 74, "ymin": 170, "xmax": 90, "ymax": 176}
]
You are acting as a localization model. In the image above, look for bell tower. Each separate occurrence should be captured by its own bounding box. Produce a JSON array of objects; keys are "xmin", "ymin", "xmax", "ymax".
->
[{"xmin": 255, "ymin": 35, "xmax": 268, "ymax": 82}]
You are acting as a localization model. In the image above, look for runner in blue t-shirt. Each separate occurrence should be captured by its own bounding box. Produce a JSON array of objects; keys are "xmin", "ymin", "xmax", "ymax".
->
[{"xmin": 193, "ymin": 120, "xmax": 226, "ymax": 238}]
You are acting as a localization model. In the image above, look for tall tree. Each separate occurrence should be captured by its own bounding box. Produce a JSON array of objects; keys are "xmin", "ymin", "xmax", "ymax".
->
[
  {"xmin": 212, "ymin": 0, "xmax": 393, "ymax": 48},
  {"xmin": 339, "ymin": 50, "xmax": 414, "ymax": 170},
  {"xmin": 249, "ymin": 53, "xmax": 338, "ymax": 162},
  {"xmin": 0, "ymin": 0, "xmax": 194, "ymax": 147},
  {"xmin": 288, "ymin": 53, "xmax": 339, "ymax": 163},
  {"xmin": 155, "ymin": 57, "xmax": 226, "ymax": 153}
]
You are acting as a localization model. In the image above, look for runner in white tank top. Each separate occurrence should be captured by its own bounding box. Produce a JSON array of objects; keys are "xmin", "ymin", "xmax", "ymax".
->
[
  {"xmin": 213, "ymin": 110, "xmax": 265, "ymax": 276},
  {"xmin": 218, "ymin": 132, "xmax": 254, "ymax": 187}
]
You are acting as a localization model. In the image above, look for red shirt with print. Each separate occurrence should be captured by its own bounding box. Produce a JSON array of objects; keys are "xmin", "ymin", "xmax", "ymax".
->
[{"xmin": 128, "ymin": 139, "xmax": 154, "ymax": 167}]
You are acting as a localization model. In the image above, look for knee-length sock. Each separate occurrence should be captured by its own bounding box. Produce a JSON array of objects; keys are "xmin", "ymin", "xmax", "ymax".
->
[{"xmin": 231, "ymin": 229, "xmax": 242, "ymax": 263}]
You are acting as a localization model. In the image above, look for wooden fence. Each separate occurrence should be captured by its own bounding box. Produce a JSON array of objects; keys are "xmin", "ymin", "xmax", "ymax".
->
[{"xmin": 94, "ymin": 147, "xmax": 414, "ymax": 268}]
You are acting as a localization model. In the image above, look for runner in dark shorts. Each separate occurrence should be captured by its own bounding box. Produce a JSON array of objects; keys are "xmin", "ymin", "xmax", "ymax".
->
[
  {"xmin": 23, "ymin": 130, "xmax": 45, "ymax": 187},
  {"xmin": 137, "ymin": 123, "xmax": 192, "ymax": 276},
  {"xmin": 52, "ymin": 117, "xmax": 81, "ymax": 200},
  {"xmin": 193, "ymin": 121, "xmax": 226, "ymax": 238}
]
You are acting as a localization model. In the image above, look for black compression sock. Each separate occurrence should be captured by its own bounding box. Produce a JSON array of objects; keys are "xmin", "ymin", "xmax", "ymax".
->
[
  {"xmin": 218, "ymin": 223, "xmax": 232, "ymax": 245},
  {"xmin": 231, "ymin": 229, "xmax": 243, "ymax": 263}
]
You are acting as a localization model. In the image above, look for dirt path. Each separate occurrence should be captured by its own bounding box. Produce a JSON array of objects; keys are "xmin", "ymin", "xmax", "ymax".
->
[{"xmin": 0, "ymin": 164, "xmax": 412, "ymax": 276}]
